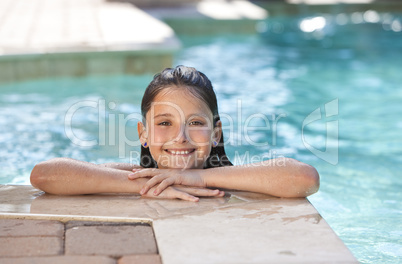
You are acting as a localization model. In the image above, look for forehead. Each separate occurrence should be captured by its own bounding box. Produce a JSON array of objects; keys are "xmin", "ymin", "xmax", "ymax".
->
[{"xmin": 149, "ymin": 88, "xmax": 213, "ymax": 118}]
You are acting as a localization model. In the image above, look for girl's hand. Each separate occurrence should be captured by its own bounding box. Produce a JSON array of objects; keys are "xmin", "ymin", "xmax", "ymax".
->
[
  {"xmin": 141, "ymin": 185, "xmax": 224, "ymax": 202},
  {"xmin": 128, "ymin": 168, "xmax": 222, "ymax": 197}
]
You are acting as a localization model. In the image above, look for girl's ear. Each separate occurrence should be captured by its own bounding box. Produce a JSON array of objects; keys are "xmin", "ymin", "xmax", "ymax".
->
[
  {"xmin": 137, "ymin": 122, "xmax": 148, "ymax": 147},
  {"xmin": 212, "ymin": 120, "xmax": 222, "ymax": 146}
]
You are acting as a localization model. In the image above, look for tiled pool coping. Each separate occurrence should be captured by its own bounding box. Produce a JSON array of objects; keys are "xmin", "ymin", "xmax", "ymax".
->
[
  {"xmin": 0, "ymin": 185, "xmax": 358, "ymax": 263},
  {"xmin": 0, "ymin": 218, "xmax": 160, "ymax": 264}
]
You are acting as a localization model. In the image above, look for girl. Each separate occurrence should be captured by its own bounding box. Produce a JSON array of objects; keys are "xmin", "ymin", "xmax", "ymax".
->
[{"xmin": 30, "ymin": 66, "xmax": 319, "ymax": 201}]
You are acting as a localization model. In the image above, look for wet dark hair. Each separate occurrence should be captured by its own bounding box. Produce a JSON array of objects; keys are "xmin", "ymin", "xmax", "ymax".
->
[{"xmin": 140, "ymin": 65, "xmax": 232, "ymax": 168}]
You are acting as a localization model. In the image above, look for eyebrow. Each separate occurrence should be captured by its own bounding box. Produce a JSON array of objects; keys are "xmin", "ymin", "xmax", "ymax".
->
[
  {"xmin": 153, "ymin": 113, "xmax": 173, "ymax": 119},
  {"xmin": 152, "ymin": 113, "xmax": 209, "ymax": 119}
]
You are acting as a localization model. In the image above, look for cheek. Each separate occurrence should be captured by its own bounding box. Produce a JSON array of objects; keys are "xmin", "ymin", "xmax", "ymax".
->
[
  {"xmin": 150, "ymin": 127, "xmax": 174, "ymax": 143},
  {"xmin": 187, "ymin": 128, "xmax": 213, "ymax": 144}
]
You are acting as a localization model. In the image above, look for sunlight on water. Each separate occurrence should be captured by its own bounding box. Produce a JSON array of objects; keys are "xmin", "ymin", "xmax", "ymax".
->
[
  {"xmin": 0, "ymin": 76, "xmax": 151, "ymax": 183},
  {"xmin": 174, "ymin": 18, "xmax": 402, "ymax": 262}
]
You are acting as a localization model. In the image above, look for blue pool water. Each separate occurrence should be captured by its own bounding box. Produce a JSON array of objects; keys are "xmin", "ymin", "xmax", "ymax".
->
[{"xmin": 1, "ymin": 12, "xmax": 402, "ymax": 263}]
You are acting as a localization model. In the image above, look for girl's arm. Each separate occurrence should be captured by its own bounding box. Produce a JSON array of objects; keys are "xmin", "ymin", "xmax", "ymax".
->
[
  {"xmin": 31, "ymin": 158, "xmax": 147, "ymax": 195},
  {"xmin": 203, "ymin": 158, "xmax": 319, "ymax": 197},
  {"xmin": 129, "ymin": 158, "xmax": 319, "ymax": 198},
  {"xmin": 30, "ymin": 158, "xmax": 223, "ymax": 201},
  {"xmin": 100, "ymin": 162, "xmax": 142, "ymax": 171}
]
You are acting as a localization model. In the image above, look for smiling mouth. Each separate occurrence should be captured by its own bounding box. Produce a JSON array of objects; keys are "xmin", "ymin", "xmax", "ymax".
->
[{"xmin": 164, "ymin": 149, "xmax": 196, "ymax": 155}]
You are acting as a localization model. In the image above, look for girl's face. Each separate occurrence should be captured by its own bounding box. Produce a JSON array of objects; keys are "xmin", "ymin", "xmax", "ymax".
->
[{"xmin": 138, "ymin": 87, "xmax": 221, "ymax": 169}]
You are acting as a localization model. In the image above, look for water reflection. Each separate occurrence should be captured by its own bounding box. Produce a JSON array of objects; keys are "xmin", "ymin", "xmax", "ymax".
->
[{"xmin": 259, "ymin": 12, "xmax": 402, "ymax": 49}]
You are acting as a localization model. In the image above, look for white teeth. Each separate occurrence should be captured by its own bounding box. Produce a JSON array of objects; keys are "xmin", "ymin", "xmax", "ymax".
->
[{"xmin": 168, "ymin": 150, "xmax": 190, "ymax": 155}]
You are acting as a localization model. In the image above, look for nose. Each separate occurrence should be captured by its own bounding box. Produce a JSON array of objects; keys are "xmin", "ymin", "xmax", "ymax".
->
[{"xmin": 173, "ymin": 123, "xmax": 188, "ymax": 143}]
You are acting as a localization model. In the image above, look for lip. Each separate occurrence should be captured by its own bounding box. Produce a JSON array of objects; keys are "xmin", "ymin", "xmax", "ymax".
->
[{"xmin": 164, "ymin": 148, "xmax": 196, "ymax": 156}]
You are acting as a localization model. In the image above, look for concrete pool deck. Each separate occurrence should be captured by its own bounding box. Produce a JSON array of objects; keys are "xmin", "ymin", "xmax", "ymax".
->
[
  {"xmin": 0, "ymin": 0, "xmax": 268, "ymax": 84},
  {"xmin": 0, "ymin": 185, "xmax": 358, "ymax": 263},
  {"xmin": 0, "ymin": 0, "xmax": 181, "ymax": 83}
]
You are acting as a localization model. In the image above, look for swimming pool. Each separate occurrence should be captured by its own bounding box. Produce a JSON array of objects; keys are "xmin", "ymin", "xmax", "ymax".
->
[{"xmin": 1, "ymin": 12, "xmax": 402, "ymax": 264}]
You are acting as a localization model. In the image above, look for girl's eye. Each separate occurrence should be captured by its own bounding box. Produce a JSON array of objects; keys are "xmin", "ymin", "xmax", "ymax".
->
[
  {"xmin": 158, "ymin": 121, "xmax": 171, "ymax": 126},
  {"xmin": 189, "ymin": 121, "xmax": 204, "ymax": 126}
]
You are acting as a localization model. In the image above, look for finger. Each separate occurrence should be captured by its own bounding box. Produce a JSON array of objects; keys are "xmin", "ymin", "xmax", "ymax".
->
[
  {"xmin": 128, "ymin": 169, "xmax": 147, "ymax": 179},
  {"xmin": 140, "ymin": 175, "xmax": 169, "ymax": 195},
  {"xmin": 143, "ymin": 188, "xmax": 199, "ymax": 202},
  {"xmin": 128, "ymin": 168, "xmax": 156, "ymax": 179},
  {"xmin": 153, "ymin": 178, "xmax": 177, "ymax": 196},
  {"xmin": 176, "ymin": 187, "xmax": 223, "ymax": 197},
  {"xmin": 174, "ymin": 191, "xmax": 199, "ymax": 202}
]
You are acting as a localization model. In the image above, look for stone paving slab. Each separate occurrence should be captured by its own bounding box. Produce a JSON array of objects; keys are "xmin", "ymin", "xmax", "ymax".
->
[
  {"xmin": 0, "ymin": 218, "xmax": 65, "ymax": 258},
  {"xmin": 153, "ymin": 199, "xmax": 358, "ymax": 264},
  {"xmin": 0, "ymin": 256, "xmax": 116, "ymax": 264},
  {"xmin": 65, "ymin": 224, "xmax": 158, "ymax": 256},
  {"xmin": 0, "ymin": 218, "xmax": 64, "ymax": 237},
  {"xmin": 0, "ymin": 237, "xmax": 63, "ymax": 257},
  {"xmin": 0, "ymin": 218, "xmax": 160, "ymax": 262},
  {"xmin": 118, "ymin": 254, "xmax": 162, "ymax": 264}
]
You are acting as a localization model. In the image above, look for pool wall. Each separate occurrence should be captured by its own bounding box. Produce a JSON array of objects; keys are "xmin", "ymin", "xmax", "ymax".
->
[{"xmin": 0, "ymin": 50, "xmax": 175, "ymax": 84}]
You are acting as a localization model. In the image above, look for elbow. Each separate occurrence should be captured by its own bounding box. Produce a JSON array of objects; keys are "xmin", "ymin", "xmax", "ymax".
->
[
  {"xmin": 296, "ymin": 163, "xmax": 320, "ymax": 198},
  {"xmin": 30, "ymin": 158, "xmax": 66, "ymax": 193},
  {"xmin": 30, "ymin": 160, "xmax": 50, "ymax": 190}
]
